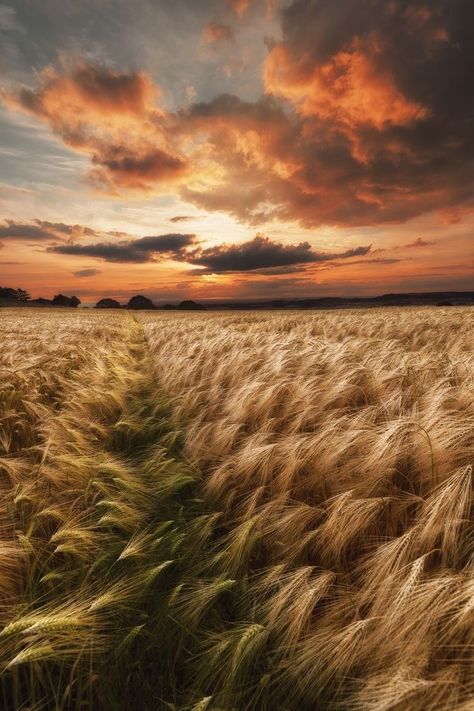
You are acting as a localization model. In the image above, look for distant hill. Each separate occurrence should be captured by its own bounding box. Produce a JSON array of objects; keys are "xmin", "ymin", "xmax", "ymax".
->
[
  {"xmin": 1, "ymin": 291, "xmax": 473, "ymax": 310},
  {"xmin": 200, "ymin": 292, "xmax": 474, "ymax": 310}
]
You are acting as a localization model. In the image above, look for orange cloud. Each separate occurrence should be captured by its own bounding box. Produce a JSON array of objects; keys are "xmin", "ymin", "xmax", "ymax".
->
[
  {"xmin": 5, "ymin": 59, "xmax": 159, "ymax": 124},
  {"xmin": 2, "ymin": 0, "xmax": 472, "ymax": 232},
  {"xmin": 265, "ymin": 38, "xmax": 428, "ymax": 130},
  {"xmin": 265, "ymin": 36, "xmax": 429, "ymax": 163},
  {"xmin": 2, "ymin": 59, "xmax": 187, "ymax": 192},
  {"xmin": 179, "ymin": 91, "xmax": 468, "ymax": 228}
]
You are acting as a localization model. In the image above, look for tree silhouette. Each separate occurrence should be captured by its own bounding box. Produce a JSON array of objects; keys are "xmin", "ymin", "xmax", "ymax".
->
[
  {"xmin": 96, "ymin": 298, "xmax": 122, "ymax": 309},
  {"xmin": 52, "ymin": 294, "xmax": 81, "ymax": 307},
  {"xmin": 127, "ymin": 295, "xmax": 155, "ymax": 310},
  {"xmin": 0, "ymin": 286, "xmax": 31, "ymax": 301}
]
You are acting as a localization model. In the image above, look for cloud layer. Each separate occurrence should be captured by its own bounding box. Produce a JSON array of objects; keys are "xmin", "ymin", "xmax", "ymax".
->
[
  {"xmin": 1, "ymin": 0, "xmax": 473, "ymax": 231},
  {"xmin": 50, "ymin": 233, "xmax": 197, "ymax": 264},
  {"xmin": 182, "ymin": 0, "xmax": 473, "ymax": 227},
  {"xmin": 2, "ymin": 59, "xmax": 187, "ymax": 192},
  {"xmin": 46, "ymin": 228, "xmax": 371, "ymax": 272},
  {"xmin": 0, "ymin": 219, "xmax": 94, "ymax": 241},
  {"xmin": 186, "ymin": 234, "xmax": 371, "ymax": 272}
]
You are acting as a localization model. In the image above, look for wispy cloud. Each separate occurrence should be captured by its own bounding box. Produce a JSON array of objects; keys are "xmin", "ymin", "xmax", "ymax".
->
[
  {"xmin": 402, "ymin": 237, "xmax": 435, "ymax": 249},
  {"xmin": 73, "ymin": 268, "xmax": 101, "ymax": 277},
  {"xmin": 170, "ymin": 215, "xmax": 194, "ymax": 223}
]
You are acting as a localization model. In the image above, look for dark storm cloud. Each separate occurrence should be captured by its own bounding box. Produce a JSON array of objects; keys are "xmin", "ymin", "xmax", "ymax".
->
[
  {"xmin": 181, "ymin": 0, "xmax": 474, "ymax": 227},
  {"xmin": 50, "ymin": 233, "xmax": 197, "ymax": 263},
  {"xmin": 186, "ymin": 234, "xmax": 371, "ymax": 272},
  {"xmin": 263, "ymin": 0, "xmax": 474, "ymax": 217}
]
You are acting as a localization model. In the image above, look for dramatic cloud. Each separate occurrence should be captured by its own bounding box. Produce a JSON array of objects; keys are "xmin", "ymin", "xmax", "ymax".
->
[
  {"xmin": 186, "ymin": 234, "xmax": 371, "ymax": 272},
  {"xmin": 48, "ymin": 228, "xmax": 372, "ymax": 274},
  {"xmin": 202, "ymin": 21, "xmax": 234, "ymax": 44},
  {"xmin": 1, "ymin": 0, "xmax": 473, "ymax": 231},
  {"xmin": 265, "ymin": 39, "xmax": 428, "ymax": 137},
  {"xmin": 2, "ymin": 59, "xmax": 187, "ymax": 192},
  {"xmin": 50, "ymin": 233, "xmax": 197, "ymax": 263},
  {"xmin": 260, "ymin": 0, "xmax": 473, "ymax": 213},
  {"xmin": 180, "ymin": 0, "xmax": 474, "ymax": 227},
  {"xmin": 73, "ymin": 268, "xmax": 101, "ymax": 277}
]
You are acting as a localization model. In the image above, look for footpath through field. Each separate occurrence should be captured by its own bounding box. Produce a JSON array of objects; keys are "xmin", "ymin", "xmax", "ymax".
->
[{"xmin": 1, "ymin": 314, "xmax": 270, "ymax": 710}]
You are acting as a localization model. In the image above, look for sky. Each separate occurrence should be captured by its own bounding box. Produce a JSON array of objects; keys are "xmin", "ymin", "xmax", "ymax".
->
[{"xmin": 0, "ymin": 0, "xmax": 472, "ymax": 303}]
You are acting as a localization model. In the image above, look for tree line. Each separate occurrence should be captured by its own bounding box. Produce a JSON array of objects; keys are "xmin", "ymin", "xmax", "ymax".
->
[
  {"xmin": 0, "ymin": 287, "xmax": 80, "ymax": 307},
  {"xmin": 0, "ymin": 287, "xmax": 205, "ymax": 310}
]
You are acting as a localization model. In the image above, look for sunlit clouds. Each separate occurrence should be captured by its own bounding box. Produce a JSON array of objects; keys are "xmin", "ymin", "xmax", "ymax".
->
[
  {"xmin": 2, "ymin": 59, "xmax": 188, "ymax": 192},
  {"xmin": 0, "ymin": 0, "xmax": 472, "ymax": 301}
]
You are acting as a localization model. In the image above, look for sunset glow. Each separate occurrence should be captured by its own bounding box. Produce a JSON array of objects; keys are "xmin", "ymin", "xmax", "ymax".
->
[{"xmin": 0, "ymin": 0, "xmax": 472, "ymax": 302}]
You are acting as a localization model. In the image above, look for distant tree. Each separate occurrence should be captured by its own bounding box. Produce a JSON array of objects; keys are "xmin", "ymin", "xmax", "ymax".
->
[
  {"xmin": 0, "ymin": 287, "xmax": 13, "ymax": 299},
  {"xmin": 52, "ymin": 294, "xmax": 81, "ymax": 307},
  {"xmin": 96, "ymin": 298, "xmax": 122, "ymax": 309},
  {"xmin": 177, "ymin": 299, "xmax": 207, "ymax": 311},
  {"xmin": 0, "ymin": 286, "xmax": 31, "ymax": 301},
  {"xmin": 163, "ymin": 304, "xmax": 177, "ymax": 310},
  {"xmin": 15, "ymin": 288, "xmax": 30, "ymax": 302},
  {"xmin": 127, "ymin": 295, "xmax": 155, "ymax": 310},
  {"xmin": 52, "ymin": 294, "xmax": 70, "ymax": 306}
]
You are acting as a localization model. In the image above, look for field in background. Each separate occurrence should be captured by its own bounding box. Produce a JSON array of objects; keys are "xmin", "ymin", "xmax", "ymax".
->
[{"xmin": 0, "ymin": 307, "xmax": 472, "ymax": 710}]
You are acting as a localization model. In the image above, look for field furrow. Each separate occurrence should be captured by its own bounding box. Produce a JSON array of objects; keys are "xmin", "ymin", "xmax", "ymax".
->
[{"xmin": 0, "ymin": 314, "xmax": 222, "ymax": 709}]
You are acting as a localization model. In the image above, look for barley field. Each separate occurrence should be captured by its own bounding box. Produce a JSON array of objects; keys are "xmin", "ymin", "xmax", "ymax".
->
[{"xmin": 0, "ymin": 306, "xmax": 472, "ymax": 711}]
